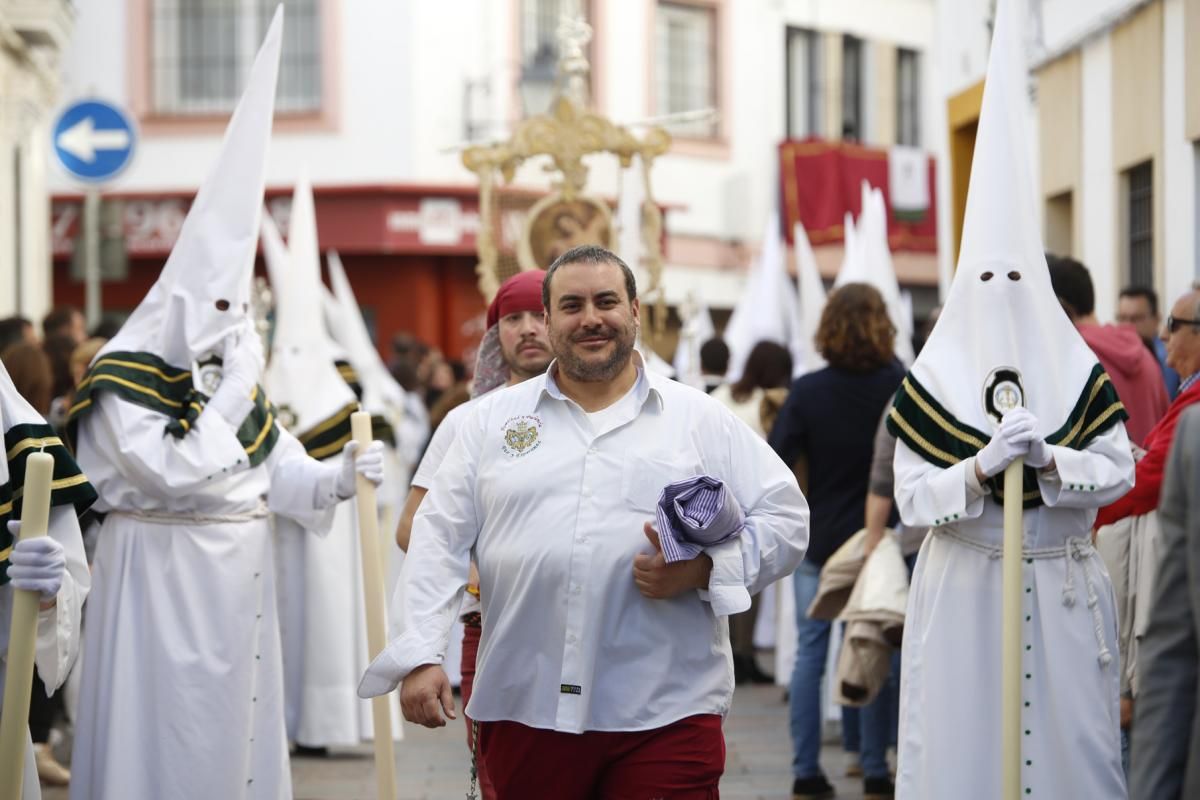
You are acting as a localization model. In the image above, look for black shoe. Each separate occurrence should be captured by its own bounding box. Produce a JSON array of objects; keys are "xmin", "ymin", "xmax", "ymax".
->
[
  {"xmin": 863, "ymin": 776, "xmax": 895, "ymax": 799},
  {"xmin": 734, "ymin": 654, "xmax": 776, "ymax": 685},
  {"xmin": 292, "ymin": 745, "xmax": 329, "ymax": 758},
  {"xmin": 792, "ymin": 775, "xmax": 835, "ymax": 799}
]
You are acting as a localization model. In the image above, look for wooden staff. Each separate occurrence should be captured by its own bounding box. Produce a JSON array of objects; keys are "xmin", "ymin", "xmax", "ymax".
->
[
  {"xmin": 350, "ymin": 412, "xmax": 397, "ymax": 800},
  {"xmin": 1001, "ymin": 458, "xmax": 1024, "ymax": 800},
  {"xmin": 0, "ymin": 451, "xmax": 55, "ymax": 800}
]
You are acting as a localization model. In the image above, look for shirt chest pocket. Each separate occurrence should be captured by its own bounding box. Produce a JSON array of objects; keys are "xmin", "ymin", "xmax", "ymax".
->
[{"xmin": 620, "ymin": 453, "xmax": 705, "ymax": 513}]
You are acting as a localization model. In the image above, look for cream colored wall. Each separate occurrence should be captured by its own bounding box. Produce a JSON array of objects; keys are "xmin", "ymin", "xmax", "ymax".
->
[
  {"xmin": 1186, "ymin": 0, "xmax": 1200, "ymax": 141},
  {"xmin": 1110, "ymin": 0, "xmax": 1164, "ymax": 289},
  {"xmin": 1037, "ymin": 51, "xmax": 1081, "ymax": 255}
]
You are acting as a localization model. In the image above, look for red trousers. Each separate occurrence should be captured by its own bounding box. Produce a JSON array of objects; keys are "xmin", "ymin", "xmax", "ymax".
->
[
  {"xmin": 478, "ymin": 714, "xmax": 724, "ymax": 800},
  {"xmin": 461, "ymin": 619, "xmax": 496, "ymax": 799}
]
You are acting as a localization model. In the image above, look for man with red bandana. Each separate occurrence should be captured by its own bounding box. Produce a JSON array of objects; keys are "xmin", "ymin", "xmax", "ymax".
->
[{"xmin": 394, "ymin": 269, "xmax": 551, "ymax": 797}]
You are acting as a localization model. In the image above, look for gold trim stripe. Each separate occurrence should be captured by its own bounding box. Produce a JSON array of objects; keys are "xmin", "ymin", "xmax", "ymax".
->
[
  {"xmin": 83, "ymin": 374, "xmax": 185, "ymax": 409},
  {"xmin": 307, "ymin": 431, "xmax": 353, "ymax": 460},
  {"xmin": 1055, "ymin": 374, "xmax": 1112, "ymax": 446},
  {"xmin": 900, "ymin": 379, "xmax": 987, "ymax": 450},
  {"xmin": 12, "ymin": 473, "xmax": 92, "ymax": 501},
  {"xmin": 7, "ymin": 436, "xmax": 65, "ymax": 461},
  {"xmin": 244, "ymin": 412, "xmax": 276, "ymax": 456},
  {"xmin": 0, "ymin": 545, "xmax": 11, "ymax": 561},
  {"xmin": 298, "ymin": 403, "xmax": 359, "ymax": 444},
  {"xmin": 889, "ymin": 408, "xmax": 962, "ymax": 465},
  {"xmin": 1079, "ymin": 401, "xmax": 1125, "ymax": 443}
]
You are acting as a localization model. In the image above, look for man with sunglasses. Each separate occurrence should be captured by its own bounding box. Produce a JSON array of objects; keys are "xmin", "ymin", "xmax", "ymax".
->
[{"xmin": 1097, "ymin": 285, "xmax": 1200, "ymax": 531}]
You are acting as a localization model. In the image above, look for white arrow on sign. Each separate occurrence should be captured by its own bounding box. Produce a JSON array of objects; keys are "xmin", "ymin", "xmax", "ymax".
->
[{"xmin": 56, "ymin": 116, "xmax": 131, "ymax": 163}]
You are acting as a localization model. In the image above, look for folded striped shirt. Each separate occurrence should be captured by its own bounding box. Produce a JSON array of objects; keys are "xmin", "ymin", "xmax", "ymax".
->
[{"xmin": 655, "ymin": 475, "xmax": 745, "ymax": 563}]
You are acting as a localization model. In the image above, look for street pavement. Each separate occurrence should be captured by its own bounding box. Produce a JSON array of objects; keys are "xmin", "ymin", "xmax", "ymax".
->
[{"xmin": 44, "ymin": 683, "xmax": 875, "ymax": 799}]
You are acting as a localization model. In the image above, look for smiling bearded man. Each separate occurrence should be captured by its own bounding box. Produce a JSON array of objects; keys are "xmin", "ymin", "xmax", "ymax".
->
[{"xmin": 362, "ymin": 244, "xmax": 810, "ymax": 799}]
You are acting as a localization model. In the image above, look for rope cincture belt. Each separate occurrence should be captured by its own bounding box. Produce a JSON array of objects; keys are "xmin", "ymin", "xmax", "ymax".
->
[
  {"xmin": 935, "ymin": 528, "xmax": 1114, "ymax": 669},
  {"xmin": 108, "ymin": 502, "xmax": 270, "ymax": 526}
]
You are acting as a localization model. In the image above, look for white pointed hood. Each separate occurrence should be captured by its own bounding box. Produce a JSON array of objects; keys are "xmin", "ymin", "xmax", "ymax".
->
[
  {"xmin": 261, "ymin": 173, "xmax": 356, "ymax": 438},
  {"xmin": 835, "ymin": 211, "xmax": 865, "ymax": 287},
  {"xmin": 892, "ymin": 0, "xmax": 1120, "ymax": 460},
  {"xmin": 794, "ymin": 222, "xmax": 828, "ymax": 373},
  {"xmin": 99, "ymin": 8, "xmax": 283, "ymax": 370},
  {"xmin": 323, "ymin": 250, "xmax": 409, "ymax": 418},
  {"xmin": 672, "ymin": 292, "xmax": 715, "ymax": 389},
  {"xmin": 724, "ymin": 212, "xmax": 806, "ymax": 380},
  {"xmin": 857, "ymin": 185, "xmax": 915, "ymax": 364}
]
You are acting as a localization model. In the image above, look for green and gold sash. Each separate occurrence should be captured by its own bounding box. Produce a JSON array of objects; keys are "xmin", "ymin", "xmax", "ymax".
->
[
  {"xmin": 0, "ymin": 423, "xmax": 97, "ymax": 586},
  {"xmin": 886, "ymin": 363, "xmax": 1127, "ymax": 508},
  {"xmin": 66, "ymin": 351, "xmax": 279, "ymax": 467}
]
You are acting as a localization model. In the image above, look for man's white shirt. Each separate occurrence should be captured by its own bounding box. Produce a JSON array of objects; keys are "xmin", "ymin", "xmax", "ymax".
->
[{"xmin": 379, "ymin": 363, "xmax": 809, "ymax": 733}]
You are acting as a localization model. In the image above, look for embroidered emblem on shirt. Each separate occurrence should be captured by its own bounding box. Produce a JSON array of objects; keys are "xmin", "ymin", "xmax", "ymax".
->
[
  {"xmin": 560, "ymin": 684, "xmax": 582, "ymax": 695},
  {"xmin": 501, "ymin": 415, "xmax": 542, "ymax": 457}
]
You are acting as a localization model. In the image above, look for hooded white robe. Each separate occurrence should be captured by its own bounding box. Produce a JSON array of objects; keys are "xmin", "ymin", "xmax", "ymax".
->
[
  {"xmin": 888, "ymin": 1, "xmax": 1132, "ymax": 797},
  {"xmin": 0, "ymin": 365, "xmax": 92, "ymax": 800},
  {"xmin": 262, "ymin": 181, "xmax": 398, "ymax": 747},
  {"xmin": 69, "ymin": 396, "xmax": 338, "ymax": 800}
]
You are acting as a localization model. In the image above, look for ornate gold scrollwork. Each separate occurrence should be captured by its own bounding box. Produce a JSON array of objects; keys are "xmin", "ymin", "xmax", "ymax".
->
[{"xmin": 462, "ymin": 15, "xmax": 671, "ymax": 349}]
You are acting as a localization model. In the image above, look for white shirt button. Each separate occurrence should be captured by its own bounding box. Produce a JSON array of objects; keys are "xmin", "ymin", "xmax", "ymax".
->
[
  {"xmin": 566, "ymin": 633, "xmax": 577, "ymax": 644},
  {"xmin": 582, "ymin": 487, "xmax": 592, "ymax": 498}
]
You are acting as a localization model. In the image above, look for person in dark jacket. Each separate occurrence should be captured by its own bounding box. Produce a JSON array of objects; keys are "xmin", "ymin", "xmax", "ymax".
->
[{"xmin": 770, "ymin": 283, "xmax": 905, "ymax": 800}]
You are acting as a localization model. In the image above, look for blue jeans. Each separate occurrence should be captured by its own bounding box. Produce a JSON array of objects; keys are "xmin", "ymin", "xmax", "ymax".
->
[{"xmin": 789, "ymin": 561, "xmax": 890, "ymax": 780}]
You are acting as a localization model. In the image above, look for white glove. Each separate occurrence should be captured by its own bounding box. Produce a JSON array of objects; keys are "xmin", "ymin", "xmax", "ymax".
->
[
  {"xmin": 1012, "ymin": 407, "xmax": 1051, "ymax": 470},
  {"xmin": 207, "ymin": 329, "xmax": 264, "ymax": 425},
  {"xmin": 6, "ymin": 522, "xmax": 66, "ymax": 599},
  {"xmin": 975, "ymin": 410, "xmax": 1034, "ymax": 478},
  {"xmin": 335, "ymin": 440, "xmax": 385, "ymax": 500}
]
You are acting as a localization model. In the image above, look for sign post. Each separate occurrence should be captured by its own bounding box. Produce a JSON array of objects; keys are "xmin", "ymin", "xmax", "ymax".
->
[{"xmin": 52, "ymin": 99, "xmax": 137, "ymax": 328}]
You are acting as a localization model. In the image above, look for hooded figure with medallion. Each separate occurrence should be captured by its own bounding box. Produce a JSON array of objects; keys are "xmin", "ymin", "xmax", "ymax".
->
[
  {"xmin": 261, "ymin": 174, "xmax": 398, "ymax": 750},
  {"xmin": 886, "ymin": 1, "xmax": 1133, "ymax": 797},
  {"xmin": 66, "ymin": 10, "xmax": 384, "ymax": 800}
]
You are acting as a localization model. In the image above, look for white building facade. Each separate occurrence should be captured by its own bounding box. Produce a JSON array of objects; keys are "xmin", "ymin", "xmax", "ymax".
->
[
  {"xmin": 935, "ymin": 0, "xmax": 1200, "ymax": 320},
  {"xmin": 48, "ymin": 0, "xmax": 940, "ymax": 354},
  {"xmin": 0, "ymin": 0, "xmax": 75, "ymax": 318}
]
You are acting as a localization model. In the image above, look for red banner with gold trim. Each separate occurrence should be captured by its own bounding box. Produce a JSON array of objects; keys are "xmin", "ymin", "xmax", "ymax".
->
[{"xmin": 779, "ymin": 138, "xmax": 937, "ymax": 253}]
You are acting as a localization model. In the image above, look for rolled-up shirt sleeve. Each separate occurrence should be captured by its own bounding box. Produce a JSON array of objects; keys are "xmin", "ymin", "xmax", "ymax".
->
[
  {"xmin": 703, "ymin": 410, "xmax": 809, "ymax": 616},
  {"xmin": 359, "ymin": 404, "xmax": 482, "ymax": 697}
]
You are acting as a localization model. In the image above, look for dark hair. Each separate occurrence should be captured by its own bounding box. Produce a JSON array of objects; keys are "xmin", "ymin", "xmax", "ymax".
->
[
  {"xmin": 542, "ymin": 245, "xmax": 638, "ymax": 309},
  {"xmin": 1119, "ymin": 286, "xmax": 1158, "ymax": 316},
  {"xmin": 42, "ymin": 333, "xmax": 77, "ymax": 400},
  {"xmin": 0, "ymin": 316, "xmax": 33, "ymax": 354},
  {"xmin": 42, "ymin": 305, "xmax": 80, "ymax": 339},
  {"xmin": 699, "ymin": 337, "xmax": 729, "ymax": 376},
  {"xmin": 90, "ymin": 314, "xmax": 125, "ymax": 340},
  {"xmin": 1047, "ymin": 257, "xmax": 1095, "ymax": 318},
  {"xmin": 1, "ymin": 342, "xmax": 53, "ymax": 414},
  {"xmin": 731, "ymin": 341, "xmax": 793, "ymax": 401},
  {"xmin": 815, "ymin": 283, "xmax": 895, "ymax": 371}
]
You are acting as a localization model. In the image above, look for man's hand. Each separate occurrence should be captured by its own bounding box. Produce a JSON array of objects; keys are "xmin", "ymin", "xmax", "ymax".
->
[
  {"xmin": 400, "ymin": 664, "xmax": 456, "ymax": 728},
  {"xmin": 632, "ymin": 522, "xmax": 712, "ymax": 600}
]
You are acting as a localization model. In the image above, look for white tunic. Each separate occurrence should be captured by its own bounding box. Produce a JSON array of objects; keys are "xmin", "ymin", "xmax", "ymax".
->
[
  {"xmin": 376, "ymin": 367, "xmax": 809, "ymax": 732},
  {"xmin": 275, "ymin": 471, "xmax": 401, "ymax": 746},
  {"xmin": 70, "ymin": 394, "xmax": 340, "ymax": 800},
  {"xmin": 0, "ymin": 506, "xmax": 89, "ymax": 800},
  {"xmin": 893, "ymin": 426, "xmax": 1134, "ymax": 800}
]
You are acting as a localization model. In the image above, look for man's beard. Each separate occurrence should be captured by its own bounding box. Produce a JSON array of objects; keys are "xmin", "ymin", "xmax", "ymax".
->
[{"xmin": 552, "ymin": 320, "xmax": 637, "ymax": 382}]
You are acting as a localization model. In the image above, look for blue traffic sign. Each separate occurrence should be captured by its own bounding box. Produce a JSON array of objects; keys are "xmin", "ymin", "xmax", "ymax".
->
[{"xmin": 52, "ymin": 99, "xmax": 137, "ymax": 184}]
